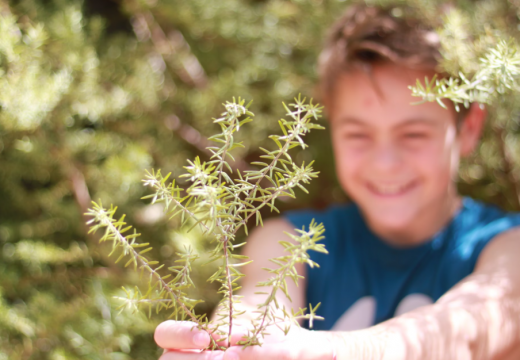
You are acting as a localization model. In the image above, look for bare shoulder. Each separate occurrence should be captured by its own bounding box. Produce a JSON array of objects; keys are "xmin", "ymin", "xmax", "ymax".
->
[
  {"xmin": 471, "ymin": 226, "xmax": 520, "ymax": 300},
  {"xmin": 437, "ymin": 227, "xmax": 520, "ymax": 309},
  {"xmin": 476, "ymin": 226, "xmax": 520, "ymax": 271},
  {"xmin": 240, "ymin": 217, "xmax": 307, "ymax": 309},
  {"xmin": 243, "ymin": 217, "xmax": 298, "ymax": 252},
  {"xmin": 242, "ymin": 217, "xmax": 301, "ymax": 270}
]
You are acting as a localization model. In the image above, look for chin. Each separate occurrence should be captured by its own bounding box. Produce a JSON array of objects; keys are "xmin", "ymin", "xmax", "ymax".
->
[
  {"xmin": 370, "ymin": 212, "xmax": 416, "ymax": 231},
  {"xmin": 358, "ymin": 199, "xmax": 422, "ymax": 231}
]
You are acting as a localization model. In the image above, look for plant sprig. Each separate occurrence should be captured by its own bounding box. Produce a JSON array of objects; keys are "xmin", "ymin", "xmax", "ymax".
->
[
  {"xmin": 410, "ymin": 39, "xmax": 520, "ymax": 110},
  {"xmin": 241, "ymin": 220, "xmax": 327, "ymax": 346},
  {"xmin": 85, "ymin": 203, "xmax": 219, "ymax": 349},
  {"xmin": 86, "ymin": 96, "xmax": 326, "ymax": 349}
]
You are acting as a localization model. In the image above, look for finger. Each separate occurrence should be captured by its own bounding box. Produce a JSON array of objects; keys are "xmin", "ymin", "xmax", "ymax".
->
[
  {"xmin": 229, "ymin": 326, "xmax": 249, "ymax": 346},
  {"xmin": 155, "ymin": 321, "xmax": 211, "ymax": 350},
  {"xmin": 223, "ymin": 332, "xmax": 333, "ymax": 360},
  {"xmin": 160, "ymin": 350, "xmax": 225, "ymax": 360},
  {"xmin": 223, "ymin": 343, "xmax": 289, "ymax": 360},
  {"xmin": 210, "ymin": 325, "xmax": 249, "ymax": 346}
]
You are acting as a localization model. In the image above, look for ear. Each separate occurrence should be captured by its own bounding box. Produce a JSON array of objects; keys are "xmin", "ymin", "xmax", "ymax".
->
[{"xmin": 458, "ymin": 103, "xmax": 487, "ymax": 156}]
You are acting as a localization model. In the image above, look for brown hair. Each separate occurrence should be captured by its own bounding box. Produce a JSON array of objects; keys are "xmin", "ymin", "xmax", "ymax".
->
[{"xmin": 318, "ymin": 3, "xmax": 468, "ymax": 120}]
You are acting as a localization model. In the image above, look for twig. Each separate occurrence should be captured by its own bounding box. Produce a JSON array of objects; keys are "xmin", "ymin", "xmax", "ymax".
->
[
  {"xmin": 131, "ymin": 11, "xmax": 207, "ymax": 88},
  {"xmin": 493, "ymin": 124, "xmax": 520, "ymax": 210}
]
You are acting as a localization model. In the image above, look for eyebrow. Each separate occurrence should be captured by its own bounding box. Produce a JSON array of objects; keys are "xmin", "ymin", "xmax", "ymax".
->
[
  {"xmin": 394, "ymin": 118, "xmax": 439, "ymax": 129},
  {"xmin": 335, "ymin": 117, "xmax": 368, "ymax": 126},
  {"xmin": 336, "ymin": 116, "xmax": 439, "ymax": 128}
]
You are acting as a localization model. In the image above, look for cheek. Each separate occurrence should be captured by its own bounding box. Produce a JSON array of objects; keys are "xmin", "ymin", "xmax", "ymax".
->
[
  {"xmin": 407, "ymin": 140, "xmax": 458, "ymax": 182},
  {"xmin": 333, "ymin": 141, "xmax": 367, "ymax": 183}
]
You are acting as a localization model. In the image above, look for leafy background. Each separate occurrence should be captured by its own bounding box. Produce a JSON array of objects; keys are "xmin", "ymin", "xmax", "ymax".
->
[{"xmin": 1, "ymin": 0, "xmax": 520, "ymax": 358}]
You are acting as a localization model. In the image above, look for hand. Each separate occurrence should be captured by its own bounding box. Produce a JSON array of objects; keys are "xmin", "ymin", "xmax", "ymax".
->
[
  {"xmin": 223, "ymin": 326, "xmax": 334, "ymax": 360},
  {"xmin": 155, "ymin": 320, "xmax": 248, "ymax": 360},
  {"xmin": 155, "ymin": 321, "xmax": 334, "ymax": 360}
]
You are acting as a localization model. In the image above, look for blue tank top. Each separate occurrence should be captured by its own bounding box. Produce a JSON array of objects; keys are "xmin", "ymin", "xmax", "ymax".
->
[{"xmin": 285, "ymin": 197, "xmax": 520, "ymax": 331}]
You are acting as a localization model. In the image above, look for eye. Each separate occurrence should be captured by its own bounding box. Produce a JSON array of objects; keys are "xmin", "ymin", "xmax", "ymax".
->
[
  {"xmin": 403, "ymin": 132, "xmax": 428, "ymax": 139},
  {"xmin": 345, "ymin": 132, "xmax": 369, "ymax": 140}
]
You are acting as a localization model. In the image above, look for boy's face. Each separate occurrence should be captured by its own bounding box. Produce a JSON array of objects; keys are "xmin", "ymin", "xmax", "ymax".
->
[{"xmin": 329, "ymin": 64, "xmax": 467, "ymax": 242}]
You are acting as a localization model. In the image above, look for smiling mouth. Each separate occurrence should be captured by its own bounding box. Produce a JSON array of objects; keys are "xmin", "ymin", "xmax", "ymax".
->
[{"xmin": 366, "ymin": 181, "xmax": 417, "ymax": 196}]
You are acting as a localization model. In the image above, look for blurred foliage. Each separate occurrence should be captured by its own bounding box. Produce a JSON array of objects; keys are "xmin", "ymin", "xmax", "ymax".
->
[{"xmin": 1, "ymin": 0, "xmax": 520, "ymax": 358}]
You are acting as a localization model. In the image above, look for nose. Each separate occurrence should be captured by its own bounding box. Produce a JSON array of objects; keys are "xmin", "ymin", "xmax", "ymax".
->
[{"xmin": 369, "ymin": 140, "xmax": 403, "ymax": 173}]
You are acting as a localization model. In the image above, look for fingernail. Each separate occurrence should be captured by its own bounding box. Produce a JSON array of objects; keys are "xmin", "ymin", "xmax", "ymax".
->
[{"xmin": 193, "ymin": 332, "xmax": 210, "ymax": 347}]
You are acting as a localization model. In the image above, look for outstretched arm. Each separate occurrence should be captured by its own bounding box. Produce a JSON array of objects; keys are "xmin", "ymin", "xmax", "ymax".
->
[
  {"xmin": 347, "ymin": 226, "xmax": 520, "ymax": 360},
  {"xmin": 224, "ymin": 227, "xmax": 520, "ymax": 360},
  {"xmin": 157, "ymin": 225, "xmax": 520, "ymax": 360}
]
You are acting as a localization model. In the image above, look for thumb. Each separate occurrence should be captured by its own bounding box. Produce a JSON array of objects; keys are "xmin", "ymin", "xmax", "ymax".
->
[{"xmin": 155, "ymin": 320, "xmax": 211, "ymax": 350}]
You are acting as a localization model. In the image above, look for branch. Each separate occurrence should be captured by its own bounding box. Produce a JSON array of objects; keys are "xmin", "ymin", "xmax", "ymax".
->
[
  {"xmin": 142, "ymin": 170, "xmax": 212, "ymax": 233},
  {"xmin": 131, "ymin": 11, "xmax": 207, "ymax": 88},
  {"xmin": 87, "ymin": 205, "xmax": 200, "ymax": 323},
  {"xmin": 493, "ymin": 125, "xmax": 520, "ymax": 210},
  {"xmin": 68, "ymin": 162, "xmax": 91, "ymax": 214},
  {"xmin": 164, "ymin": 113, "xmax": 250, "ymax": 173}
]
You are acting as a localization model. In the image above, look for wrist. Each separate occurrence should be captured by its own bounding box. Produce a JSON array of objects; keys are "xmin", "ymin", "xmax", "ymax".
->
[
  {"xmin": 313, "ymin": 331, "xmax": 338, "ymax": 360},
  {"xmin": 324, "ymin": 332, "xmax": 337, "ymax": 360},
  {"xmin": 327, "ymin": 326, "xmax": 403, "ymax": 360}
]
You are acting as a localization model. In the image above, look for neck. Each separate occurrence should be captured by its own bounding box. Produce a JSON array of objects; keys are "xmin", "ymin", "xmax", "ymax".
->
[{"xmin": 364, "ymin": 192, "xmax": 462, "ymax": 247}]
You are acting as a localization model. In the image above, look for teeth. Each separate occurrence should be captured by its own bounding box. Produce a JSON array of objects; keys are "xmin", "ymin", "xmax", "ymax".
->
[{"xmin": 371, "ymin": 183, "xmax": 410, "ymax": 195}]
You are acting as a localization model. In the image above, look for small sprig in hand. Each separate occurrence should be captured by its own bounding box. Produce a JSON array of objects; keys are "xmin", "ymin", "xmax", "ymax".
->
[
  {"xmin": 241, "ymin": 220, "xmax": 327, "ymax": 346},
  {"xmin": 86, "ymin": 96, "xmax": 326, "ymax": 349}
]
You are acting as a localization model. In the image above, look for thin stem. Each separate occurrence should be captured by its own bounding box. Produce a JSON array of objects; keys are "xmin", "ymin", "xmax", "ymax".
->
[
  {"xmin": 231, "ymin": 121, "xmax": 305, "ymax": 234},
  {"xmin": 197, "ymin": 174, "xmax": 235, "ymax": 348},
  {"xmin": 115, "ymin": 298, "xmax": 174, "ymax": 304},
  {"xmin": 223, "ymin": 237, "xmax": 234, "ymax": 348},
  {"xmin": 232, "ymin": 181, "xmax": 294, "ymax": 236},
  {"xmin": 252, "ymin": 249, "xmax": 303, "ymax": 339},
  {"xmin": 214, "ymin": 124, "xmax": 235, "ymax": 186},
  {"xmin": 150, "ymin": 180, "xmax": 212, "ymax": 233}
]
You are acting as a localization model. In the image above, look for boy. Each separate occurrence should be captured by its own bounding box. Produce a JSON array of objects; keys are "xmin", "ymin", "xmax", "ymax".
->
[{"xmin": 155, "ymin": 4, "xmax": 520, "ymax": 359}]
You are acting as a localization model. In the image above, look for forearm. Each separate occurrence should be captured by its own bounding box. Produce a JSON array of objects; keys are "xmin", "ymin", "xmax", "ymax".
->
[{"xmin": 329, "ymin": 295, "xmax": 520, "ymax": 360}]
